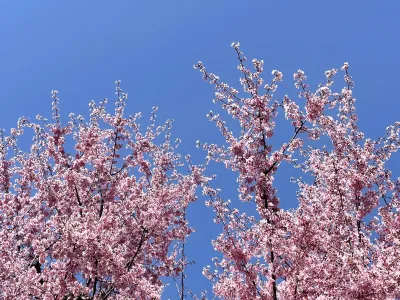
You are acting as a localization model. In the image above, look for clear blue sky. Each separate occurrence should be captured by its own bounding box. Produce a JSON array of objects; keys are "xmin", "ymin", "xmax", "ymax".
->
[{"xmin": 1, "ymin": 1, "xmax": 400, "ymax": 298}]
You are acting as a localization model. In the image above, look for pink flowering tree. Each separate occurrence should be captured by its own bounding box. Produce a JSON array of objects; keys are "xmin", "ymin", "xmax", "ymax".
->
[
  {"xmin": 195, "ymin": 43, "xmax": 400, "ymax": 299},
  {"xmin": 0, "ymin": 83, "xmax": 201, "ymax": 299}
]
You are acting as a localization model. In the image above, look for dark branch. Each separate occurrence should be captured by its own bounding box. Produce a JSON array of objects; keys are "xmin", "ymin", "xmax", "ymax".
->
[{"xmin": 126, "ymin": 227, "xmax": 148, "ymax": 271}]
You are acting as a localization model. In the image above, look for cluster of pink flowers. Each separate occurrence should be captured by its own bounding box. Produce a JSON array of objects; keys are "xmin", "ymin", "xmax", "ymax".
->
[
  {"xmin": 195, "ymin": 44, "xmax": 400, "ymax": 299},
  {"xmin": 0, "ymin": 83, "xmax": 203, "ymax": 299},
  {"xmin": 1, "ymin": 43, "xmax": 399, "ymax": 299}
]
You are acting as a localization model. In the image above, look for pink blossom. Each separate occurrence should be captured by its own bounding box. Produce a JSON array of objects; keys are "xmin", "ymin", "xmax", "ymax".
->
[
  {"xmin": 196, "ymin": 43, "xmax": 400, "ymax": 299},
  {"xmin": 0, "ymin": 83, "xmax": 200, "ymax": 299}
]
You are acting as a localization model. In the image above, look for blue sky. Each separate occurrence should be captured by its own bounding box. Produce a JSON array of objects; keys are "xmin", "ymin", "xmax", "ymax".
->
[{"xmin": 1, "ymin": 1, "xmax": 400, "ymax": 298}]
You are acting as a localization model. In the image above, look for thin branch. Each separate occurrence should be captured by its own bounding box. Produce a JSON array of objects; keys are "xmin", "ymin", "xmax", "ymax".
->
[{"xmin": 126, "ymin": 227, "xmax": 148, "ymax": 271}]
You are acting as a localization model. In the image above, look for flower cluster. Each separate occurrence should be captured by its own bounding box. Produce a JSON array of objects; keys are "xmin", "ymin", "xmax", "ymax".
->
[
  {"xmin": 0, "ymin": 83, "xmax": 202, "ymax": 299},
  {"xmin": 196, "ymin": 43, "xmax": 400, "ymax": 299}
]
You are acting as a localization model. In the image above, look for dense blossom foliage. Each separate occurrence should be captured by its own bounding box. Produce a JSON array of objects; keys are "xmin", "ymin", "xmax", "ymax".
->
[
  {"xmin": 1, "ymin": 43, "xmax": 400, "ymax": 300},
  {"xmin": 195, "ymin": 43, "xmax": 400, "ymax": 299},
  {"xmin": 0, "ymin": 83, "xmax": 200, "ymax": 299}
]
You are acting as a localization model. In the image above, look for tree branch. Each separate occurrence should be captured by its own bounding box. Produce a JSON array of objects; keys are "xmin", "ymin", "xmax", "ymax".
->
[{"xmin": 126, "ymin": 227, "xmax": 148, "ymax": 271}]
